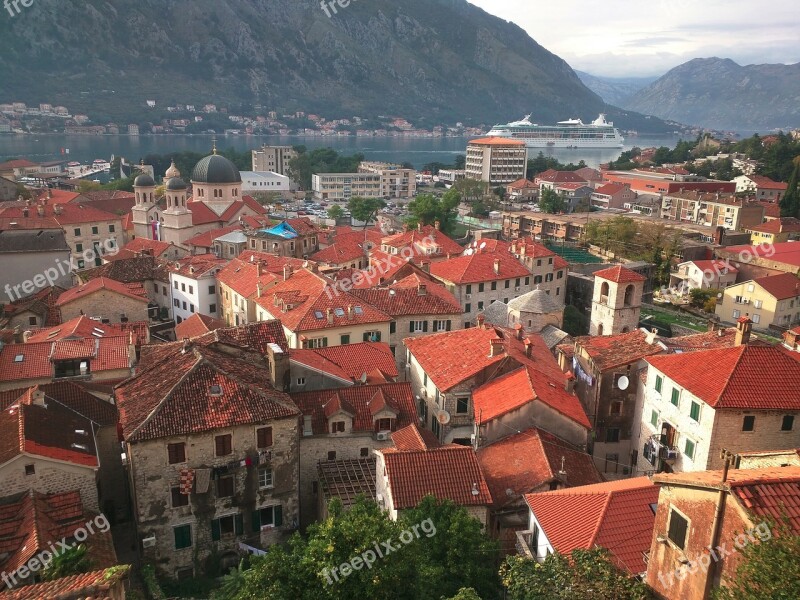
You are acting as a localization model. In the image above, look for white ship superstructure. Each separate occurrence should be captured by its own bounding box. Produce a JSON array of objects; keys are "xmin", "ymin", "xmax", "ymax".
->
[{"xmin": 487, "ymin": 114, "xmax": 624, "ymax": 149}]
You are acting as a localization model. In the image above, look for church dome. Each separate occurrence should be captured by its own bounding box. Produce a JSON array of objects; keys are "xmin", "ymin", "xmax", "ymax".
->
[
  {"xmin": 508, "ymin": 288, "xmax": 562, "ymax": 314},
  {"xmin": 166, "ymin": 177, "xmax": 188, "ymax": 191},
  {"xmin": 165, "ymin": 160, "xmax": 181, "ymax": 179},
  {"xmin": 133, "ymin": 173, "xmax": 155, "ymax": 187},
  {"xmin": 191, "ymin": 154, "xmax": 241, "ymax": 184}
]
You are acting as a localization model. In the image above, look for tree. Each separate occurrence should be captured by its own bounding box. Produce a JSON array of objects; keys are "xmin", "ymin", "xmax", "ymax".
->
[
  {"xmin": 454, "ymin": 178, "xmax": 486, "ymax": 204},
  {"xmin": 779, "ymin": 159, "xmax": 799, "ymax": 218},
  {"xmin": 713, "ymin": 520, "xmax": 800, "ymax": 600},
  {"xmin": 406, "ymin": 189, "xmax": 461, "ymax": 235},
  {"xmin": 327, "ymin": 205, "xmax": 345, "ymax": 220},
  {"xmin": 501, "ymin": 548, "xmax": 653, "ymax": 600},
  {"xmin": 538, "ymin": 188, "xmax": 565, "ymax": 214},
  {"xmin": 446, "ymin": 589, "xmax": 483, "ymax": 600},
  {"xmin": 689, "ymin": 288, "xmax": 716, "ymax": 309},
  {"xmin": 454, "ymin": 155, "xmax": 466, "ymax": 170},
  {"xmin": 41, "ymin": 544, "xmax": 91, "ymax": 581},
  {"xmin": 493, "ymin": 186, "xmax": 506, "ymax": 200},
  {"xmin": 348, "ymin": 197, "xmax": 386, "ymax": 228}
]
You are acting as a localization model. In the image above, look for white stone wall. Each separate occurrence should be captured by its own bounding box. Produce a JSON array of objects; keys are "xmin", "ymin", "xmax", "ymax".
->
[{"xmin": 0, "ymin": 456, "xmax": 98, "ymax": 512}]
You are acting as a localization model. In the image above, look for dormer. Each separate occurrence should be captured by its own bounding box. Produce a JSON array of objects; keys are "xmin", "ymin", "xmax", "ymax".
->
[
  {"xmin": 368, "ymin": 389, "xmax": 398, "ymax": 433},
  {"xmin": 323, "ymin": 393, "xmax": 355, "ymax": 434}
]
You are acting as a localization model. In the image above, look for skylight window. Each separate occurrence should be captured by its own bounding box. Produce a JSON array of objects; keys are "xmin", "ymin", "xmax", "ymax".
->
[
  {"xmin": 334, "ymin": 308, "xmax": 345, "ymax": 317},
  {"xmin": 354, "ymin": 306, "xmax": 363, "ymax": 315},
  {"xmin": 315, "ymin": 311, "xmax": 324, "ymax": 319},
  {"xmin": 14, "ymin": 354, "xmax": 24, "ymax": 363}
]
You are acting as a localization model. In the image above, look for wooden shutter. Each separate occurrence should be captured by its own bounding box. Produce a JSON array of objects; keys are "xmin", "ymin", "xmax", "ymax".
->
[
  {"xmin": 446, "ymin": 320, "xmax": 452, "ymax": 331},
  {"xmin": 211, "ymin": 519, "xmax": 221, "ymax": 541},
  {"xmin": 274, "ymin": 504, "xmax": 283, "ymax": 527},
  {"xmin": 251, "ymin": 510, "xmax": 262, "ymax": 533},
  {"xmin": 235, "ymin": 514, "xmax": 244, "ymax": 536}
]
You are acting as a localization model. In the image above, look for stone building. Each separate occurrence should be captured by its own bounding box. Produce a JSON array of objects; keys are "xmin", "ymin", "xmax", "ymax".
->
[
  {"xmin": 56, "ymin": 277, "xmax": 150, "ymax": 324},
  {"xmin": 115, "ymin": 331, "xmax": 301, "ymax": 578},
  {"xmin": 589, "ymin": 265, "xmax": 645, "ymax": 336}
]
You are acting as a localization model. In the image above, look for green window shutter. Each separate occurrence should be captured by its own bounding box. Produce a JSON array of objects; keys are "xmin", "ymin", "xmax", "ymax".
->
[
  {"xmin": 409, "ymin": 322, "xmax": 415, "ymax": 333},
  {"xmin": 671, "ymin": 388, "xmax": 679, "ymax": 406},
  {"xmin": 422, "ymin": 321, "xmax": 428, "ymax": 332},
  {"xmin": 363, "ymin": 332, "xmax": 370, "ymax": 342},
  {"xmin": 274, "ymin": 504, "xmax": 283, "ymax": 527},
  {"xmin": 390, "ymin": 321, "xmax": 396, "ymax": 334},
  {"xmin": 446, "ymin": 320, "xmax": 452, "ymax": 331},
  {"xmin": 690, "ymin": 402, "xmax": 700, "ymax": 422},
  {"xmin": 235, "ymin": 514, "xmax": 244, "ymax": 536},
  {"xmin": 432, "ymin": 321, "xmax": 438, "ymax": 332},
  {"xmin": 211, "ymin": 519, "xmax": 221, "ymax": 542},
  {"xmin": 174, "ymin": 525, "xmax": 191, "ymax": 549},
  {"xmin": 655, "ymin": 376, "xmax": 662, "ymax": 393},
  {"xmin": 251, "ymin": 510, "xmax": 262, "ymax": 533}
]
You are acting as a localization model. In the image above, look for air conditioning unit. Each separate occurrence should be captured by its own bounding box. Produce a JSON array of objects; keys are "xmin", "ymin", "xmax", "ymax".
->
[
  {"xmin": 515, "ymin": 287, "xmax": 521, "ymax": 292},
  {"xmin": 142, "ymin": 536, "xmax": 157, "ymax": 548},
  {"xmin": 419, "ymin": 387, "xmax": 427, "ymax": 397},
  {"xmin": 376, "ymin": 431, "xmax": 391, "ymax": 442},
  {"xmin": 465, "ymin": 294, "xmax": 471, "ymax": 299},
  {"xmin": 665, "ymin": 449, "xmax": 679, "ymax": 461}
]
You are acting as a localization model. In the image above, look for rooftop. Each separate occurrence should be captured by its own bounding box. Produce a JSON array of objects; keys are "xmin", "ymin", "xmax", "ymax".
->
[
  {"xmin": 430, "ymin": 250, "xmax": 531, "ymax": 284},
  {"xmin": 593, "ymin": 265, "xmax": 647, "ymax": 284},
  {"xmin": 574, "ymin": 329, "xmax": 662, "ymax": 371},
  {"xmin": 289, "ymin": 342, "xmax": 398, "ymax": 384}
]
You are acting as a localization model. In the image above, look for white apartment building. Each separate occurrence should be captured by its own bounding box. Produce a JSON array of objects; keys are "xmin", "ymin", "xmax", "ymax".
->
[
  {"xmin": 465, "ymin": 138, "xmax": 527, "ymax": 185},
  {"xmin": 357, "ymin": 161, "xmax": 417, "ymax": 199},
  {"xmin": 251, "ymin": 145, "xmax": 297, "ymax": 176},
  {"xmin": 312, "ymin": 173, "xmax": 382, "ymax": 201},
  {"xmin": 240, "ymin": 171, "xmax": 293, "ymax": 194},
  {"xmin": 167, "ymin": 256, "xmax": 227, "ymax": 324}
]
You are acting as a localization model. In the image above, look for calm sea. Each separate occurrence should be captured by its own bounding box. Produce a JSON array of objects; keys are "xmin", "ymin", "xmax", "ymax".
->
[{"xmin": 0, "ymin": 133, "xmax": 683, "ymax": 171}]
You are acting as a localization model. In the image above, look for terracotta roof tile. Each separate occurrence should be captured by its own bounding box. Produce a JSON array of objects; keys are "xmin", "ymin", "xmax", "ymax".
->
[
  {"xmin": 291, "ymin": 382, "xmax": 416, "ymax": 435},
  {"xmin": 26, "ymin": 315, "xmax": 148, "ymax": 346},
  {"xmin": 0, "ymin": 566, "xmax": 128, "ymax": 599},
  {"xmin": 468, "ymin": 137, "xmax": 526, "ymax": 147},
  {"xmin": 289, "ymin": 342, "xmax": 398, "ymax": 384},
  {"xmin": 185, "ymin": 224, "xmax": 245, "ymax": 249},
  {"xmin": 430, "ymin": 251, "xmax": 531, "ymax": 284},
  {"xmin": 391, "ymin": 423, "xmax": 441, "ymax": 451},
  {"xmin": 56, "ymin": 277, "xmax": 149, "ymax": 307},
  {"xmin": 753, "ymin": 272, "xmax": 800, "ymax": 300},
  {"xmin": 593, "ymin": 265, "xmax": 647, "ymax": 284},
  {"xmin": 174, "ymin": 313, "xmax": 226, "ymax": 340},
  {"xmin": 310, "ymin": 229, "xmax": 383, "ymax": 265},
  {"xmin": 524, "ymin": 477, "xmax": 658, "ymax": 574},
  {"xmin": 573, "ymin": 330, "xmax": 662, "ymax": 371},
  {"xmin": 646, "ymin": 345, "xmax": 800, "ymax": 409},
  {"xmin": 350, "ymin": 274, "xmax": 462, "ymax": 317},
  {"xmin": 381, "ymin": 445, "xmax": 492, "ymax": 508},
  {"xmin": 381, "ymin": 225, "xmax": 463, "ymax": 259},
  {"xmin": 476, "ymin": 429, "xmax": 602, "ymax": 507},
  {"xmin": 216, "ymin": 253, "xmax": 305, "ymax": 299},
  {"xmin": 535, "ymin": 170, "xmax": 588, "ymax": 184}
]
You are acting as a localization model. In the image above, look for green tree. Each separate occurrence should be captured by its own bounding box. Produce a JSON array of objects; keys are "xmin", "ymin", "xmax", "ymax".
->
[
  {"xmin": 41, "ymin": 544, "xmax": 91, "ymax": 581},
  {"xmin": 689, "ymin": 288, "xmax": 716, "ymax": 309},
  {"xmin": 446, "ymin": 589, "xmax": 483, "ymax": 600},
  {"xmin": 406, "ymin": 189, "xmax": 461, "ymax": 235},
  {"xmin": 779, "ymin": 159, "xmax": 799, "ymax": 218},
  {"xmin": 538, "ymin": 188, "xmax": 565, "ymax": 214},
  {"xmin": 493, "ymin": 186, "xmax": 506, "ymax": 200},
  {"xmin": 713, "ymin": 520, "xmax": 800, "ymax": 600},
  {"xmin": 327, "ymin": 205, "xmax": 345, "ymax": 220},
  {"xmin": 454, "ymin": 178, "xmax": 486, "ymax": 204},
  {"xmin": 501, "ymin": 548, "xmax": 653, "ymax": 600},
  {"xmin": 348, "ymin": 196, "xmax": 386, "ymax": 228}
]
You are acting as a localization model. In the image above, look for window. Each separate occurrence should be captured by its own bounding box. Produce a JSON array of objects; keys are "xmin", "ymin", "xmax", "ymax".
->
[
  {"xmin": 478, "ymin": 301, "xmax": 484, "ymax": 311},
  {"xmin": 171, "ymin": 486, "xmax": 189, "ymax": 508},
  {"xmin": 376, "ymin": 418, "xmax": 392, "ymax": 432},
  {"xmin": 433, "ymin": 320, "xmax": 450, "ymax": 332},
  {"xmin": 465, "ymin": 303, "xmax": 471, "ymax": 313},
  {"xmin": 331, "ymin": 421, "xmax": 345, "ymax": 433},
  {"xmin": 109, "ymin": 224, "xmax": 115, "ymax": 233},
  {"xmin": 667, "ymin": 509, "xmax": 689, "ymax": 550},
  {"xmin": 181, "ymin": 283, "xmax": 186, "ymax": 292},
  {"xmin": 258, "ymin": 468, "xmax": 273, "ymax": 489},
  {"xmin": 89, "ymin": 226, "xmax": 98, "ymax": 235},
  {"xmin": 605, "ymin": 428, "xmax": 620, "ymax": 443},
  {"xmin": 211, "ymin": 514, "xmax": 243, "ymax": 540},
  {"xmin": 525, "ymin": 276, "xmax": 530, "ymax": 285},
  {"xmin": 650, "ymin": 410, "xmax": 659, "ymax": 428},
  {"xmin": 410, "ymin": 320, "xmax": 427, "ymax": 333},
  {"xmin": 73, "ymin": 228, "xmax": 81, "ymax": 236},
  {"xmin": 253, "ymin": 505, "xmax": 283, "ymax": 530},
  {"xmin": 684, "ymin": 438, "xmax": 696, "ymax": 460},
  {"xmin": 190, "ymin": 304, "xmax": 195, "ymax": 313},
  {"xmin": 257, "ymin": 426, "xmax": 273, "ymax": 449},
  {"xmin": 491, "ymin": 281, "xmax": 497, "ymax": 291},
  {"xmin": 76, "ymin": 243, "xmax": 83, "ymax": 252},
  {"xmin": 209, "ymin": 303, "xmax": 217, "ymax": 313},
  {"xmin": 217, "ymin": 476, "xmax": 235, "ymax": 498},
  {"xmin": 307, "ymin": 337, "xmax": 328, "ymax": 348},
  {"xmin": 174, "ymin": 281, "xmax": 178, "ymax": 289},
  {"xmin": 360, "ymin": 447, "xmax": 369, "ymax": 457},
  {"xmin": 389, "ymin": 321, "xmax": 396, "ymax": 334},
  {"xmin": 296, "ymin": 377, "xmax": 306, "ymax": 386},
  {"xmin": 610, "ymin": 401, "xmax": 623, "ymax": 416},
  {"xmin": 534, "ymin": 275, "xmax": 543, "ymax": 285},
  {"xmin": 173, "ymin": 299, "xmax": 180, "ymax": 307},
  {"xmin": 466, "ymin": 284, "xmax": 472, "ymax": 294},
  {"xmin": 655, "ymin": 375, "xmax": 663, "ymax": 393},
  {"xmin": 167, "ymin": 443, "xmax": 186, "ymax": 464},
  {"xmin": 174, "ymin": 524, "xmax": 192, "ymax": 550},
  {"xmin": 340, "ymin": 334, "xmax": 350, "ymax": 345},
  {"xmin": 77, "ymin": 259, "xmax": 84, "ymax": 269},
  {"xmin": 28, "ymin": 316, "xmax": 37, "ymax": 326},
  {"xmin": 478, "ymin": 283, "xmax": 485, "ymax": 293},
  {"xmin": 747, "ymin": 284, "xmax": 755, "ymax": 293},
  {"xmin": 689, "ymin": 401, "xmax": 701, "ymax": 422},
  {"xmin": 25, "ymin": 464, "xmax": 35, "ymax": 475},
  {"xmin": 456, "ymin": 396, "xmax": 469, "ymax": 415},
  {"xmin": 782, "ymin": 415, "xmax": 795, "ymax": 431},
  {"xmin": 363, "ymin": 331, "xmax": 381, "ymax": 342},
  {"xmin": 742, "ymin": 415, "xmax": 755, "ymax": 432},
  {"xmin": 327, "ymin": 451, "xmax": 336, "ymax": 461},
  {"xmin": 732, "ymin": 309, "xmax": 741, "ymax": 319},
  {"xmin": 752, "ymin": 314, "xmax": 760, "ymax": 324},
  {"xmin": 557, "ymin": 270, "xmax": 563, "ymax": 279},
  {"xmin": 189, "ymin": 285, "xmax": 194, "ymax": 294},
  {"xmin": 215, "ymin": 434, "xmax": 232, "ymax": 456},
  {"xmin": 505, "ymin": 280, "xmax": 510, "ymax": 289},
  {"xmin": 670, "ymin": 388, "xmax": 680, "ymax": 407}
]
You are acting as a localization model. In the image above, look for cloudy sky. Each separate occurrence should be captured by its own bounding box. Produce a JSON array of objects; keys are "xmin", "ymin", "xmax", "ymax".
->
[{"xmin": 468, "ymin": 0, "xmax": 800, "ymax": 78}]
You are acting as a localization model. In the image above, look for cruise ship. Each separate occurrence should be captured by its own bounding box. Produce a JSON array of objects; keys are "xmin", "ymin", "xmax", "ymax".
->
[{"xmin": 486, "ymin": 114, "xmax": 624, "ymax": 149}]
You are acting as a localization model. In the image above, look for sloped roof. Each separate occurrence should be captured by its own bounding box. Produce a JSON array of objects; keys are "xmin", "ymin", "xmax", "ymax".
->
[
  {"xmin": 524, "ymin": 477, "xmax": 658, "ymax": 574},
  {"xmin": 381, "ymin": 225, "xmax": 463, "ymax": 258},
  {"xmin": 508, "ymin": 288, "xmax": 563, "ymax": 314},
  {"xmin": 56, "ymin": 277, "xmax": 148, "ymax": 306},
  {"xmin": 391, "ymin": 423, "xmax": 442, "ymax": 451},
  {"xmin": 290, "ymin": 342, "xmax": 398, "ymax": 384},
  {"xmin": 116, "ymin": 342, "xmax": 299, "ymax": 442},
  {"xmin": 350, "ymin": 273, "xmax": 462, "ymax": 317},
  {"xmin": 753, "ymin": 272, "xmax": 800, "ymax": 300},
  {"xmin": 291, "ymin": 382, "xmax": 416, "ymax": 435},
  {"xmin": 646, "ymin": 345, "xmax": 800, "ymax": 409},
  {"xmin": 174, "ymin": 313, "xmax": 226, "ymax": 340},
  {"xmin": 380, "ymin": 445, "xmax": 492, "ymax": 508},
  {"xmin": 477, "ymin": 428, "xmax": 602, "ymax": 507},
  {"xmin": 430, "ymin": 250, "xmax": 530, "ymax": 284},
  {"xmin": 574, "ymin": 329, "xmax": 662, "ymax": 371},
  {"xmin": 0, "ymin": 566, "xmax": 129, "ymax": 600},
  {"xmin": 593, "ymin": 265, "xmax": 647, "ymax": 284},
  {"xmin": 310, "ymin": 229, "xmax": 383, "ymax": 265},
  {"xmin": 26, "ymin": 315, "xmax": 148, "ymax": 346}
]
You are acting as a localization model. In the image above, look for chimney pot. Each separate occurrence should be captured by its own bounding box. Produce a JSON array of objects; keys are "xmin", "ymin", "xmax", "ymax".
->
[
  {"xmin": 476, "ymin": 314, "xmax": 485, "ymax": 329},
  {"xmin": 514, "ymin": 323, "xmax": 524, "ymax": 340},
  {"xmin": 434, "ymin": 219, "xmax": 440, "ymax": 231},
  {"xmin": 524, "ymin": 338, "xmax": 533, "ymax": 358},
  {"xmin": 493, "ymin": 259, "xmax": 500, "ymax": 275}
]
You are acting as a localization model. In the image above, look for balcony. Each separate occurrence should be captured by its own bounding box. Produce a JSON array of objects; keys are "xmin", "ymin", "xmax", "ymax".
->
[{"xmin": 515, "ymin": 530, "xmax": 536, "ymax": 559}]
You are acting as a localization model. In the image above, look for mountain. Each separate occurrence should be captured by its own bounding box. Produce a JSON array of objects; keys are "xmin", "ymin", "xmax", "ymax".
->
[
  {"xmin": 575, "ymin": 71, "xmax": 658, "ymax": 106},
  {"xmin": 0, "ymin": 0, "xmax": 672, "ymax": 132},
  {"xmin": 623, "ymin": 58, "xmax": 800, "ymax": 130}
]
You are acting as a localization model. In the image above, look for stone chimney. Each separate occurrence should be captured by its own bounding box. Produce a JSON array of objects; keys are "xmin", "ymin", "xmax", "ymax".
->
[
  {"xmin": 476, "ymin": 314, "xmax": 485, "ymax": 329},
  {"xmin": 31, "ymin": 388, "xmax": 46, "ymax": 407},
  {"xmin": 266, "ymin": 342, "xmax": 290, "ymax": 392},
  {"xmin": 22, "ymin": 207, "xmax": 29, "ymax": 218},
  {"xmin": 347, "ymin": 304, "xmax": 353, "ymax": 320},
  {"xmin": 493, "ymin": 259, "xmax": 500, "ymax": 275},
  {"xmin": 327, "ymin": 308, "xmax": 334, "ymax": 325},
  {"xmin": 514, "ymin": 323, "xmax": 524, "ymax": 340},
  {"xmin": 283, "ymin": 264, "xmax": 293, "ymax": 281},
  {"xmin": 256, "ymin": 261, "xmax": 263, "ymax": 277},
  {"xmin": 434, "ymin": 220, "xmax": 440, "ymax": 231},
  {"xmin": 524, "ymin": 338, "xmax": 533, "ymax": 358},
  {"xmin": 417, "ymin": 222, "xmax": 422, "ymax": 232},
  {"xmin": 489, "ymin": 339, "xmax": 504, "ymax": 357},
  {"xmin": 565, "ymin": 376, "xmax": 576, "ymax": 393},
  {"xmin": 37, "ymin": 204, "xmax": 45, "ymax": 217},
  {"xmin": 417, "ymin": 284, "xmax": 427, "ymax": 296},
  {"xmin": 645, "ymin": 329, "xmax": 658, "ymax": 345},
  {"xmin": 735, "ymin": 315, "xmax": 752, "ymax": 346},
  {"xmin": 53, "ymin": 203, "xmax": 63, "ymax": 216},
  {"xmin": 421, "ymin": 261, "xmax": 430, "ymax": 273},
  {"xmin": 257, "ymin": 282, "xmax": 264, "ymax": 298}
]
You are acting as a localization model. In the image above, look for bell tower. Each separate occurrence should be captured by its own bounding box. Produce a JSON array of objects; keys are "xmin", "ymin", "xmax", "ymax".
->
[{"xmin": 590, "ymin": 265, "xmax": 646, "ymax": 336}]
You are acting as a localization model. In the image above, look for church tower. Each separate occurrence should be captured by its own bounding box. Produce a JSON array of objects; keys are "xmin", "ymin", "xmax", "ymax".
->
[
  {"xmin": 590, "ymin": 265, "xmax": 645, "ymax": 336},
  {"xmin": 132, "ymin": 169, "xmax": 157, "ymax": 240},
  {"xmin": 160, "ymin": 162, "xmax": 194, "ymax": 247}
]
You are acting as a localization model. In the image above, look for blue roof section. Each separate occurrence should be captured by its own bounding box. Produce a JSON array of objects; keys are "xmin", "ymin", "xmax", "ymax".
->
[{"xmin": 262, "ymin": 221, "xmax": 299, "ymax": 239}]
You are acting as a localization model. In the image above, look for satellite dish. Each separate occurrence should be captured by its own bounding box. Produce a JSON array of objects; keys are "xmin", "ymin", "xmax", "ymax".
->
[
  {"xmin": 472, "ymin": 241, "xmax": 478, "ymax": 248},
  {"xmin": 437, "ymin": 410, "xmax": 451, "ymax": 425},
  {"xmin": 479, "ymin": 242, "xmax": 487, "ymax": 250},
  {"xmin": 360, "ymin": 372, "xmax": 368, "ymax": 384},
  {"xmin": 617, "ymin": 375, "xmax": 630, "ymax": 391},
  {"xmin": 465, "ymin": 249, "xmax": 474, "ymax": 256}
]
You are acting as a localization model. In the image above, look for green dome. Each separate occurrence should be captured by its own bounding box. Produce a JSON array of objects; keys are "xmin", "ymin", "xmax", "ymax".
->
[
  {"xmin": 166, "ymin": 177, "xmax": 188, "ymax": 191},
  {"xmin": 134, "ymin": 173, "xmax": 155, "ymax": 187},
  {"xmin": 191, "ymin": 154, "xmax": 241, "ymax": 184}
]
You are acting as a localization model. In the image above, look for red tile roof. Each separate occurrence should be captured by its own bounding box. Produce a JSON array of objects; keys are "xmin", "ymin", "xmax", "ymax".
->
[
  {"xmin": 26, "ymin": 315, "xmax": 148, "ymax": 346},
  {"xmin": 722, "ymin": 241, "xmax": 800, "ymax": 268},
  {"xmin": 381, "ymin": 225, "xmax": 463, "ymax": 259},
  {"xmin": 310, "ymin": 229, "xmax": 383, "ymax": 265},
  {"xmin": 685, "ymin": 259, "xmax": 738, "ymax": 274},
  {"xmin": 524, "ymin": 477, "xmax": 658, "ymax": 574},
  {"xmin": 747, "ymin": 217, "xmax": 800, "ymax": 235},
  {"xmin": 646, "ymin": 345, "xmax": 800, "ymax": 409},
  {"xmin": 473, "ymin": 365, "xmax": 591, "ymax": 428},
  {"xmin": 380, "ymin": 445, "xmax": 492, "ymax": 508},
  {"xmin": 391, "ymin": 423, "xmax": 441, "ymax": 451},
  {"xmin": 758, "ymin": 202, "xmax": 782, "ymax": 219},
  {"xmin": 255, "ymin": 268, "xmax": 391, "ymax": 333},
  {"xmin": 573, "ymin": 329, "xmax": 662, "ymax": 371},
  {"xmin": 0, "ymin": 566, "xmax": 130, "ymax": 600},
  {"xmin": 477, "ymin": 429, "xmax": 602, "ymax": 507},
  {"xmin": 430, "ymin": 250, "xmax": 531, "ymax": 284},
  {"xmin": 593, "ymin": 265, "xmax": 647, "ymax": 284},
  {"xmin": 216, "ymin": 253, "xmax": 305, "ymax": 299},
  {"xmin": 185, "ymin": 195, "xmax": 268, "ymax": 226},
  {"xmin": 4, "ymin": 286, "xmax": 65, "ymax": 327},
  {"xmin": 654, "ymin": 466, "xmax": 800, "ymax": 534},
  {"xmin": 109, "ymin": 236, "xmax": 174, "ymax": 260},
  {"xmin": 116, "ymin": 341, "xmax": 299, "ymax": 442},
  {"xmin": 748, "ymin": 175, "xmax": 789, "ymax": 191},
  {"xmin": 291, "ymin": 382, "xmax": 416, "ymax": 435},
  {"xmin": 0, "ymin": 381, "xmax": 117, "ymax": 426},
  {"xmin": 593, "ymin": 183, "xmax": 628, "ymax": 196},
  {"xmin": 174, "ymin": 313, "xmax": 226, "ymax": 340},
  {"xmin": 290, "ymin": 342, "xmax": 398, "ymax": 384},
  {"xmin": 345, "ymin": 249, "xmax": 429, "ymax": 289},
  {"xmin": 535, "ymin": 170, "xmax": 588, "ymax": 184},
  {"xmin": 165, "ymin": 254, "xmax": 227, "ymax": 278},
  {"xmin": 0, "ymin": 202, "xmax": 120, "ymax": 225},
  {"xmin": 468, "ymin": 137, "xmax": 526, "ymax": 147},
  {"xmin": 0, "ymin": 159, "xmax": 38, "ymax": 169},
  {"xmin": 508, "ymin": 179, "xmax": 537, "ymax": 190},
  {"xmin": 350, "ymin": 274, "xmax": 462, "ymax": 317},
  {"xmin": 753, "ymin": 272, "xmax": 800, "ymax": 300},
  {"xmin": 0, "ymin": 394, "xmax": 99, "ymax": 467},
  {"xmin": 184, "ymin": 224, "xmax": 244, "ymax": 249},
  {"xmin": 56, "ymin": 277, "xmax": 149, "ymax": 307}
]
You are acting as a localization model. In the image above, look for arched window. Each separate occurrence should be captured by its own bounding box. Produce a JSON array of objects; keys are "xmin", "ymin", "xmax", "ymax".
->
[
  {"xmin": 597, "ymin": 323, "xmax": 604, "ymax": 336},
  {"xmin": 600, "ymin": 281, "xmax": 610, "ymax": 302},
  {"xmin": 622, "ymin": 326, "xmax": 630, "ymax": 333},
  {"xmin": 624, "ymin": 284, "xmax": 635, "ymax": 306}
]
